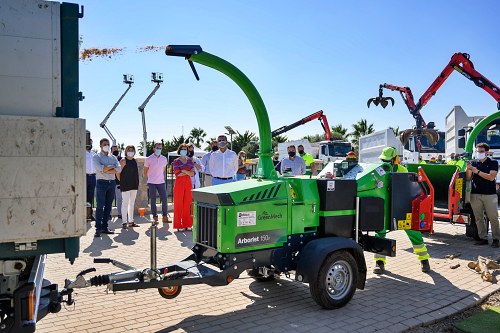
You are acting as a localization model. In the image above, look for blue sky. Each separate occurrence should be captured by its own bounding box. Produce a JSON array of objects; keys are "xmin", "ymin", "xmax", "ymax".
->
[{"xmin": 78, "ymin": 1, "xmax": 500, "ymax": 150}]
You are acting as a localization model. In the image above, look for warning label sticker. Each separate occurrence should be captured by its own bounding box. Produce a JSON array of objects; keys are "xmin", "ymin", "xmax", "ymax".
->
[
  {"xmin": 327, "ymin": 180, "xmax": 335, "ymax": 191},
  {"xmin": 237, "ymin": 211, "xmax": 256, "ymax": 227}
]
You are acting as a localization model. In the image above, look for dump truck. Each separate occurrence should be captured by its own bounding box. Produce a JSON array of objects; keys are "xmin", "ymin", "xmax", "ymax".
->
[
  {"xmin": 63, "ymin": 45, "xmax": 435, "ymax": 311},
  {"xmin": 0, "ymin": 1, "xmax": 84, "ymax": 332}
]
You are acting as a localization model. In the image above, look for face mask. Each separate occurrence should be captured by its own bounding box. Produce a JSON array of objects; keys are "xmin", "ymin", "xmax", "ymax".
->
[
  {"xmin": 187, "ymin": 151, "xmax": 194, "ymax": 157},
  {"xmin": 218, "ymin": 141, "xmax": 227, "ymax": 148},
  {"xmin": 476, "ymin": 152, "xmax": 486, "ymax": 160},
  {"xmin": 211, "ymin": 146, "xmax": 218, "ymax": 151},
  {"xmin": 288, "ymin": 152, "xmax": 296, "ymax": 157},
  {"xmin": 298, "ymin": 150, "xmax": 304, "ymax": 155},
  {"xmin": 155, "ymin": 149, "xmax": 162, "ymax": 156},
  {"xmin": 180, "ymin": 150, "xmax": 187, "ymax": 156},
  {"xmin": 86, "ymin": 145, "xmax": 92, "ymax": 151},
  {"xmin": 112, "ymin": 150, "xmax": 119, "ymax": 156},
  {"xmin": 127, "ymin": 151, "xmax": 135, "ymax": 158},
  {"xmin": 102, "ymin": 145, "xmax": 110, "ymax": 153}
]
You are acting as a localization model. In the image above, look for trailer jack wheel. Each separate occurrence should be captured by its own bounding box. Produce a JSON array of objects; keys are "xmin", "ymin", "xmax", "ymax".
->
[
  {"xmin": 158, "ymin": 285, "xmax": 182, "ymax": 299},
  {"xmin": 310, "ymin": 250, "xmax": 357, "ymax": 309}
]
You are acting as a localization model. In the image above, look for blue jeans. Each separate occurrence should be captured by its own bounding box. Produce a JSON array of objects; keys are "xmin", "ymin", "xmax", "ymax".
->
[
  {"xmin": 86, "ymin": 174, "xmax": 96, "ymax": 207},
  {"xmin": 95, "ymin": 179, "xmax": 116, "ymax": 231},
  {"xmin": 212, "ymin": 177, "xmax": 235, "ymax": 186},
  {"xmin": 148, "ymin": 183, "xmax": 168, "ymax": 216}
]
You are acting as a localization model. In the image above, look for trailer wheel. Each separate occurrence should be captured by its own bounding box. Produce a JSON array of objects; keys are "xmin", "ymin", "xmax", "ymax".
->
[
  {"xmin": 158, "ymin": 285, "xmax": 182, "ymax": 299},
  {"xmin": 310, "ymin": 250, "xmax": 357, "ymax": 309}
]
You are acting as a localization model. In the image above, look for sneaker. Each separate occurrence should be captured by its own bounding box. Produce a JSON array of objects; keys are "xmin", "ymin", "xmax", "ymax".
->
[
  {"xmin": 101, "ymin": 228, "xmax": 115, "ymax": 234},
  {"xmin": 122, "ymin": 223, "xmax": 128, "ymax": 229},
  {"xmin": 492, "ymin": 239, "xmax": 499, "ymax": 248},
  {"xmin": 421, "ymin": 259, "xmax": 431, "ymax": 273},
  {"xmin": 373, "ymin": 261, "xmax": 385, "ymax": 275},
  {"xmin": 94, "ymin": 230, "xmax": 101, "ymax": 238},
  {"xmin": 118, "ymin": 215, "xmax": 122, "ymax": 219},
  {"xmin": 162, "ymin": 215, "xmax": 169, "ymax": 223},
  {"xmin": 475, "ymin": 239, "xmax": 489, "ymax": 246}
]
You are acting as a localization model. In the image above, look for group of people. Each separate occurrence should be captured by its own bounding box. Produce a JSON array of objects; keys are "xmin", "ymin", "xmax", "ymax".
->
[
  {"xmin": 86, "ymin": 138, "xmax": 141, "ymax": 237},
  {"xmin": 85, "ymin": 134, "xmax": 250, "ymax": 235}
]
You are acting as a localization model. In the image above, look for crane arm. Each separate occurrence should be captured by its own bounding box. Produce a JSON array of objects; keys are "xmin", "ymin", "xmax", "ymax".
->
[
  {"xmin": 416, "ymin": 52, "xmax": 500, "ymax": 112},
  {"xmin": 272, "ymin": 110, "xmax": 332, "ymax": 140},
  {"xmin": 99, "ymin": 83, "xmax": 133, "ymax": 146}
]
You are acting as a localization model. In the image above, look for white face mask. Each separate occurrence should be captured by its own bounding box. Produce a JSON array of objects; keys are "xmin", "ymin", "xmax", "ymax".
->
[
  {"xmin": 102, "ymin": 145, "xmax": 110, "ymax": 153},
  {"xmin": 476, "ymin": 152, "xmax": 486, "ymax": 160},
  {"xmin": 127, "ymin": 151, "xmax": 135, "ymax": 158}
]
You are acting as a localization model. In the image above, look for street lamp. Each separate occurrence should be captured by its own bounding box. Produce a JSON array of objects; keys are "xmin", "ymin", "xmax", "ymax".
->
[{"xmin": 224, "ymin": 125, "xmax": 236, "ymax": 150}]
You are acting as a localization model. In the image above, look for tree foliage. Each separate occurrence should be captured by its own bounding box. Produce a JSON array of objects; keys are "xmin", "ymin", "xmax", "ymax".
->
[
  {"xmin": 188, "ymin": 127, "xmax": 207, "ymax": 147},
  {"xmin": 232, "ymin": 130, "xmax": 258, "ymax": 154},
  {"xmin": 350, "ymin": 119, "xmax": 375, "ymax": 151}
]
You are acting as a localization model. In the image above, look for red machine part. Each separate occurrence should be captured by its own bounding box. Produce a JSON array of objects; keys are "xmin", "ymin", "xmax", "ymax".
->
[
  {"xmin": 369, "ymin": 52, "xmax": 500, "ymax": 131},
  {"xmin": 271, "ymin": 110, "xmax": 333, "ymax": 141},
  {"xmin": 433, "ymin": 168, "xmax": 463, "ymax": 221},
  {"xmin": 411, "ymin": 167, "xmax": 435, "ymax": 233}
]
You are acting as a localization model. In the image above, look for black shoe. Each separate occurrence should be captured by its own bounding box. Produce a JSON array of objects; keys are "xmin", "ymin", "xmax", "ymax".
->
[
  {"xmin": 118, "ymin": 215, "xmax": 122, "ymax": 219},
  {"xmin": 101, "ymin": 228, "xmax": 114, "ymax": 234},
  {"xmin": 373, "ymin": 261, "xmax": 385, "ymax": 275},
  {"xmin": 475, "ymin": 239, "xmax": 489, "ymax": 246},
  {"xmin": 421, "ymin": 259, "xmax": 431, "ymax": 273},
  {"xmin": 94, "ymin": 230, "xmax": 101, "ymax": 238},
  {"xmin": 492, "ymin": 239, "xmax": 499, "ymax": 248}
]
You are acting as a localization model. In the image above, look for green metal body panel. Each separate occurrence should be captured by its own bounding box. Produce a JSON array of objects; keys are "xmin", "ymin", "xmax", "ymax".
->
[
  {"xmin": 406, "ymin": 163, "xmax": 461, "ymax": 205},
  {"xmin": 465, "ymin": 110, "xmax": 500, "ymax": 153},
  {"xmin": 193, "ymin": 177, "xmax": 321, "ymax": 253},
  {"xmin": 355, "ymin": 163, "xmax": 393, "ymax": 230}
]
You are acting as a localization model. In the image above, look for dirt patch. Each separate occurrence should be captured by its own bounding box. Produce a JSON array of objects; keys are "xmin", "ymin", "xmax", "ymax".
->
[{"xmin": 404, "ymin": 290, "xmax": 500, "ymax": 333}]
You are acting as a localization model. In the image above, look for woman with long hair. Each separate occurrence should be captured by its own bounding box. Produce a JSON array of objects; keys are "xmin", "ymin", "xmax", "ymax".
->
[{"xmin": 236, "ymin": 150, "xmax": 247, "ymax": 181}]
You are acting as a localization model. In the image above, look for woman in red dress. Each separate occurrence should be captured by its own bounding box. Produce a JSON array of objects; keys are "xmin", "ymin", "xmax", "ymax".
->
[{"xmin": 172, "ymin": 143, "xmax": 195, "ymax": 231}]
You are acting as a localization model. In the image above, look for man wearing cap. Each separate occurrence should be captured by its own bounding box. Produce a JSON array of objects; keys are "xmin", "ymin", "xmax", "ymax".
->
[
  {"xmin": 298, "ymin": 144, "xmax": 315, "ymax": 175},
  {"xmin": 374, "ymin": 146, "xmax": 431, "ymax": 274}
]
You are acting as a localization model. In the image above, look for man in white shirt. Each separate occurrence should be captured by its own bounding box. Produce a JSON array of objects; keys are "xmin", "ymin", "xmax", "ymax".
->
[
  {"xmin": 86, "ymin": 139, "xmax": 96, "ymax": 221},
  {"xmin": 209, "ymin": 135, "xmax": 238, "ymax": 186}
]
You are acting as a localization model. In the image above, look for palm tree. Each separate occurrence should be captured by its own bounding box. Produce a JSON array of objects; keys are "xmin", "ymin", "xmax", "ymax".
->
[
  {"xmin": 204, "ymin": 137, "xmax": 217, "ymax": 151},
  {"xmin": 331, "ymin": 124, "xmax": 350, "ymax": 141},
  {"xmin": 350, "ymin": 119, "xmax": 375, "ymax": 151},
  {"xmin": 272, "ymin": 135, "xmax": 288, "ymax": 150},
  {"xmin": 389, "ymin": 126, "xmax": 400, "ymax": 137},
  {"xmin": 188, "ymin": 127, "xmax": 207, "ymax": 147},
  {"xmin": 232, "ymin": 130, "xmax": 258, "ymax": 153},
  {"xmin": 303, "ymin": 134, "xmax": 324, "ymax": 143}
]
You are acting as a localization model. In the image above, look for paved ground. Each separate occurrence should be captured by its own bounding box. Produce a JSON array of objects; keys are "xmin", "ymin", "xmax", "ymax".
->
[{"xmin": 38, "ymin": 217, "xmax": 500, "ymax": 333}]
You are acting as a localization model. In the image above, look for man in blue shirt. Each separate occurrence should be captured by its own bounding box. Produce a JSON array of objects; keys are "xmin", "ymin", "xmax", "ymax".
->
[
  {"xmin": 280, "ymin": 145, "xmax": 306, "ymax": 176},
  {"xmin": 93, "ymin": 138, "xmax": 121, "ymax": 237},
  {"xmin": 201, "ymin": 140, "xmax": 218, "ymax": 186}
]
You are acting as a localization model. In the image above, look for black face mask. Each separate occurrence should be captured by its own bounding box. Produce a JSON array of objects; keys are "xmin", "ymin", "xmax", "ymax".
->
[
  {"xmin": 211, "ymin": 146, "xmax": 218, "ymax": 152},
  {"xmin": 86, "ymin": 145, "xmax": 92, "ymax": 151},
  {"xmin": 298, "ymin": 150, "xmax": 304, "ymax": 155},
  {"xmin": 188, "ymin": 151, "xmax": 194, "ymax": 157},
  {"xmin": 112, "ymin": 151, "xmax": 119, "ymax": 156},
  {"xmin": 288, "ymin": 152, "xmax": 296, "ymax": 157}
]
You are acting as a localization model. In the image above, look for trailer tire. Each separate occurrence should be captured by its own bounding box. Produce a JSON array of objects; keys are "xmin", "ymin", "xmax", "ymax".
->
[
  {"xmin": 158, "ymin": 285, "xmax": 182, "ymax": 299},
  {"xmin": 309, "ymin": 250, "xmax": 357, "ymax": 309}
]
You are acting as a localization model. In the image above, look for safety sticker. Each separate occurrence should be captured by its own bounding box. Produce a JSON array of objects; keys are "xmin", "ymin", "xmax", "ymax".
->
[
  {"xmin": 237, "ymin": 211, "xmax": 256, "ymax": 227},
  {"xmin": 327, "ymin": 180, "xmax": 335, "ymax": 191},
  {"xmin": 406, "ymin": 213, "xmax": 412, "ymax": 220},
  {"xmin": 455, "ymin": 178, "xmax": 463, "ymax": 197},
  {"xmin": 376, "ymin": 167, "xmax": 386, "ymax": 176},
  {"xmin": 398, "ymin": 220, "xmax": 412, "ymax": 230}
]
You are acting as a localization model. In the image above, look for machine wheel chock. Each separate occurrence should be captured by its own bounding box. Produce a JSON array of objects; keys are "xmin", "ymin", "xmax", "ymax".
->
[{"xmin": 158, "ymin": 285, "xmax": 182, "ymax": 299}]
